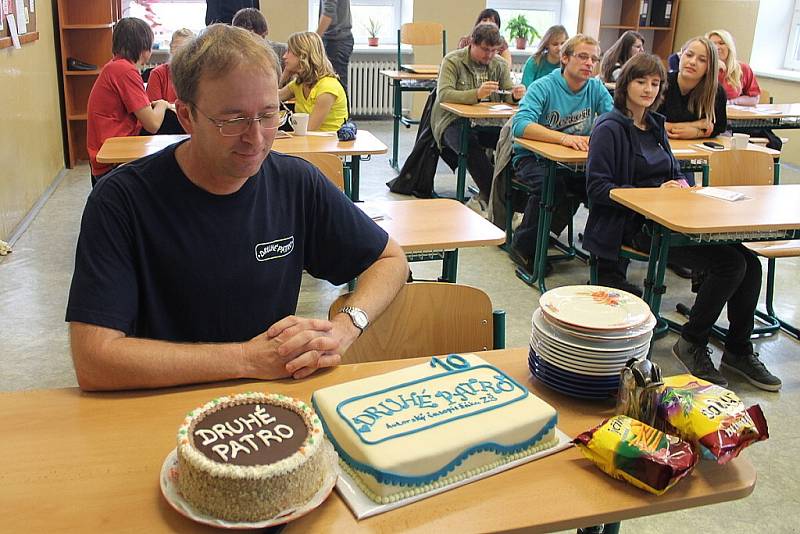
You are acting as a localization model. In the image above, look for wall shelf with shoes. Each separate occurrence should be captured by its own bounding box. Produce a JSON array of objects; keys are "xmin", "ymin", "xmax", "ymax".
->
[{"xmin": 56, "ymin": 0, "xmax": 122, "ymax": 167}]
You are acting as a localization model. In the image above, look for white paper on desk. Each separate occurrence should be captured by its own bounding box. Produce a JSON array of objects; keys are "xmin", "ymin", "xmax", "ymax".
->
[
  {"xmin": 14, "ymin": 0, "xmax": 24, "ymax": 33},
  {"xmin": 336, "ymin": 428, "xmax": 573, "ymax": 519},
  {"xmin": 7, "ymin": 14, "xmax": 20, "ymax": 48},
  {"xmin": 305, "ymin": 131, "xmax": 336, "ymax": 137},
  {"xmin": 694, "ymin": 187, "xmax": 747, "ymax": 202},
  {"xmin": 489, "ymin": 104, "xmax": 513, "ymax": 111},
  {"xmin": 671, "ymin": 149, "xmax": 695, "ymax": 155},
  {"xmin": 356, "ymin": 204, "xmax": 389, "ymax": 221}
]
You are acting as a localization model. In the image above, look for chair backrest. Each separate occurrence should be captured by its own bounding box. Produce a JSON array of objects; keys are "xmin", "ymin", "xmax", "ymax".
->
[
  {"xmin": 758, "ymin": 89, "xmax": 772, "ymax": 104},
  {"xmin": 295, "ymin": 153, "xmax": 345, "ymax": 191},
  {"xmin": 707, "ymin": 150, "xmax": 774, "ymax": 186},
  {"xmin": 397, "ymin": 22, "xmax": 447, "ymax": 68},
  {"xmin": 328, "ymin": 282, "xmax": 495, "ymax": 363}
]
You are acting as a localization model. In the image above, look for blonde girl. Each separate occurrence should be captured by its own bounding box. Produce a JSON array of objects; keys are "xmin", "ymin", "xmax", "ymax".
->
[
  {"xmin": 279, "ymin": 31, "xmax": 348, "ymax": 132},
  {"xmin": 656, "ymin": 36, "xmax": 727, "ymax": 139},
  {"xmin": 706, "ymin": 29, "xmax": 761, "ymax": 106}
]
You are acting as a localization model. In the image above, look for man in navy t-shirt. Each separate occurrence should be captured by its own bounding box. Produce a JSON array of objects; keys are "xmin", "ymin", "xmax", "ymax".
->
[{"xmin": 66, "ymin": 25, "xmax": 409, "ymax": 391}]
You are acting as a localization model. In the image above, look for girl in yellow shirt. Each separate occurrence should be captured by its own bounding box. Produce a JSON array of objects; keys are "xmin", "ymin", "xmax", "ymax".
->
[{"xmin": 279, "ymin": 31, "xmax": 348, "ymax": 132}]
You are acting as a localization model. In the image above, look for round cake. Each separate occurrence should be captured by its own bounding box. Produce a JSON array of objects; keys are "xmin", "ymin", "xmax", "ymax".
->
[{"xmin": 176, "ymin": 392, "xmax": 329, "ymax": 522}]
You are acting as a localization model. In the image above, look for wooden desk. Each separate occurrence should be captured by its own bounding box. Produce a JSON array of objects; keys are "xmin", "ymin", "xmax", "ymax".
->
[
  {"xmin": 380, "ymin": 69, "xmax": 439, "ymax": 170},
  {"xmin": 363, "ymin": 198, "xmax": 506, "ymax": 282},
  {"xmin": 610, "ymin": 185, "xmax": 800, "ymax": 331},
  {"xmin": 439, "ymin": 102, "xmax": 519, "ymax": 201},
  {"xmin": 509, "ymin": 137, "xmax": 782, "ymax": 293},
  {"xmin": 726, "ymin": 103, "xmax": 800, "ymax": 129},
  {"xmin": 96, "ymin": 131, "xmax": 388, "ymax": 202},
  {"xmin": 0, "ymin": 349, "xmax": 756, "ymax": 533},
  {"xmin": 400, "ymin": 64, "xmax": 440, "ymax": 75}
]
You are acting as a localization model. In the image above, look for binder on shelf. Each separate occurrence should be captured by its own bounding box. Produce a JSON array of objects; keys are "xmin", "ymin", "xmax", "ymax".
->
[
  {"xmin": 638, "ymin": 0, "xmax": 652, "ymax": 27},
  {"xmin": 648, "ymin": 0, "xmax": 673, "ymax": 27}
]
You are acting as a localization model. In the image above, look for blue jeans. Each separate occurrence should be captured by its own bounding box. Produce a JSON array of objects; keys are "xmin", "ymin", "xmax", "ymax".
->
[{"xmin": 323, "ymin": 35, "xmax": 354, "ymax": 96}]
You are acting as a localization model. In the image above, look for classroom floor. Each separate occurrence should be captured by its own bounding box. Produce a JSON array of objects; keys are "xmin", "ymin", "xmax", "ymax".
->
[{"xmin": 2, "ymin": 120, "xmax": 799, "ymax": 533}]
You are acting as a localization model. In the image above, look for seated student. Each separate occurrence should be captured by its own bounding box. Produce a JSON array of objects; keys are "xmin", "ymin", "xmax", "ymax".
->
[
  {"xmin": 145, "ymin": 28, "xmax": 194, "ymax": 135},
  {"xmin": 584, "ymin": 54, "xmax": 781, "ymax": 392},
  {"xmin": 232, "ymin": 7, "xmax": 287, "ymax": 80},
  {"xmin": 66, "ymin": 24, "xmax": 409, "ymax": 392},
  {"xmin": 458, "ymin": 9, "xmax": 512, "ymax": 65},
  {"xmin": 87, "ymin": 17, "xmax": 170, "ymax": 186},
  {"xmin": 521, "ymin": 25, "xmax": 568, "ymax": 87},
  {"xmin": 508, "ymin": 34, "xmax": 613, "ymax": 274},
  {"xmin": 430, "ymin": 23, "xmax": 526, "ymax": 203},
  {"xmin": 656, "ymin": 36, "xmax": 727, "ymax": 139},
  {"xmin": 707, "ymin": 30, "xmax": 760, "ymax": 106},
  {"xmin": 279, "ymin": 31, "xmax": 348, "ymax": 132},
  {"xmin": 598, "ymin": 30, "xmax": 645, "ymax": 83}
]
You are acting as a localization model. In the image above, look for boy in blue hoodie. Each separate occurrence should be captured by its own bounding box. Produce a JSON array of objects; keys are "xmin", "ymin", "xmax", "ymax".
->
[{"xmin": 508, "ymin": 34, "xmax": 613, "ymax": 274}]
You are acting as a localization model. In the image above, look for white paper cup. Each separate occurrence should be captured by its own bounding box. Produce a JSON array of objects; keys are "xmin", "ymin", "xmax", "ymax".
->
[
  {"xmin": 732, "ymin": 132, "xmax": 750, "ymax": 150},
  {"xmin": 290, "ymin": 113, "xmax": 309, "ymax": 135}
]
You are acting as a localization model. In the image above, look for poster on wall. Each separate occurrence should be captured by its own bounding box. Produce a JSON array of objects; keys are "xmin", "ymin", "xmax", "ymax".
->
[
  {"xmin": 13, "ymin": 0, "xmax": 24, "ymax": 33},
  {"xmin": 0, "ymin": 2, "xmax": 4, "ymax": 32}
]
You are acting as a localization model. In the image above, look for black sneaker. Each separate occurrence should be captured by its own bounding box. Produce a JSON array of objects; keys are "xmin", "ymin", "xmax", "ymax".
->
[
  {"xmin": 672, "ymin": 337, "xmax": 728, "ymax": 387},
  {"xmin": 509, "ymin": 247, "xmax": 554, "ymax": 276},
  {"xmin": 720, "ymin": 351, "xmax": 782, "ymax": 392},
  {"xmin": 668, "ymin": 262, "xmax": 692, "ymax": 279}
]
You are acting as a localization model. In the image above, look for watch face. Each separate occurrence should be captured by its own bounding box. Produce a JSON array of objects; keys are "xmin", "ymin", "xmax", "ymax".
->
[{"xmin": 352, "ymin": 309, "xmax": 369, "ymax": 329}]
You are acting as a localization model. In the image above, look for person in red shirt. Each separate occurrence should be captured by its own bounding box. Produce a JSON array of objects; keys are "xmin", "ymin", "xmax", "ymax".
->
[
  {"xmin": 706, "ymin": 29, "xmax": 761, "ymax": 106},
  {"xmin": 146, "ymin": 28, "xmax": 195, "ymax": 104},
  {"xmin": 87, "ymin": 17, "xmax": 170, "ymax": 185}
]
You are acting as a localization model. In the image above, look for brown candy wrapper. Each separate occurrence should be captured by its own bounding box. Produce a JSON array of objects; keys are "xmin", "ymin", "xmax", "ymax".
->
[
  {"xmin": 656, "ymin": 374, "xmax": 769, "ymax": 464},
  {"xmin": 573, "ymin": 414, "xmax": 698, "ymax": 495}
]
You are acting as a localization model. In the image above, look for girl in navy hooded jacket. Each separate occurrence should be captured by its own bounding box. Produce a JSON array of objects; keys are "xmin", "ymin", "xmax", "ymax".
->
[{"xmin": 584, "ymin": 53, "xmax": 781, "ymax": 392}]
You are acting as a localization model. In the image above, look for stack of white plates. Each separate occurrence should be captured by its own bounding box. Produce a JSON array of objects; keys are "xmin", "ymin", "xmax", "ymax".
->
[{"xmin": 528, "ymin": 285, "xmax": 656, "ymax": 400}]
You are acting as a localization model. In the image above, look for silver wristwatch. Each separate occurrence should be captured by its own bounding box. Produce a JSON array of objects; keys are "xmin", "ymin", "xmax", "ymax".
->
[{"xmin": 339, "ymin": 306, "xmax": 369, "ymax": 335}]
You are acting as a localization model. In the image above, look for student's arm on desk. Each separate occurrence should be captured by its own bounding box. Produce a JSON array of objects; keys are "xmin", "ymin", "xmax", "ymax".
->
[
  {"xmin": 136, "ymin": 100, "xmax": 169, "ymax": 134},
  {"xmin": 518, "ymin": 122, "xmax": 590, "ymax": 151},
  {"xmin": 267, "ymin": 237, "xmax": 409, "ymax": 379},
  {"xmin": 437, "ymin": 58, "xmax": 494, "ymax": 103},
  {"xmin": 308, "ymin": 92, "xmax": 336, "ymax": 131},
  {"xmin": 69, "ymin": 321, "xmax": 301, "ymax": 391}
]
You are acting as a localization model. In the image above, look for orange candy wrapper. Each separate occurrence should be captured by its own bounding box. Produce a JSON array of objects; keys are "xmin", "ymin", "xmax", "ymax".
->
[
  {"xmin": 573, "ymin": 415, "xmax": 698, "ymax": 495},
  {"xmin": 656, "ymin": 374, "xmax": 769, "ymax": 464}
]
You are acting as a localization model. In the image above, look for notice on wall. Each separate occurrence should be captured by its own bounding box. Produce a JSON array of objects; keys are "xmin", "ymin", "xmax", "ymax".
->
[
  {"xmin": 0, "ymin": 2, "xmax": 4, "ymax": 32},
  {"xmin": 13, "ymin": 0, "xmax": 24, "ymax": 33},
  {"xmin": 7, "ymin": 14, "xmax": 20, "ymax": 48}
]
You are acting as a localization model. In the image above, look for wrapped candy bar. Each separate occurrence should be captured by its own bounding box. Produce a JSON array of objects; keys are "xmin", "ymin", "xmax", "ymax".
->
[
  {"xmin": 657, "ymin": 374, "xmax": 769, "ymax": 464},
  {"xmin": 573, "ymin": 415, "xmax": 698, "ymax": 495}
]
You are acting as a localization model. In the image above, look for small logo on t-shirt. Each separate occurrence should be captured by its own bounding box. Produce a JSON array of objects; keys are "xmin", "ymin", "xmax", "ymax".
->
[{"xmin": 255, "ymin": 236, "xmax": 294, "ymax": 262}]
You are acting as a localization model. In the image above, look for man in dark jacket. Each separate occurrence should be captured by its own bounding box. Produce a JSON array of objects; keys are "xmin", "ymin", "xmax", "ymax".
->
[{"xmin": 205, "ymin": 0, "xmax": 259, "ymax": 25}]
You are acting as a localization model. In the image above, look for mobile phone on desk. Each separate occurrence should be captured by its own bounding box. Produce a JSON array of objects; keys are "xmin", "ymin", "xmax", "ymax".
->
[{"xmin": 702, "ymin": 141, "xmax": 725, "ymax": 150}]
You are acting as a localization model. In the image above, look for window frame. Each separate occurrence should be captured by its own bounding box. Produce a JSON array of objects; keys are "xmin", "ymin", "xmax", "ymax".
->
[
  {"xmin": 785, "ymin": 0, "xmax": 800, "ymax": 70},
  {"xmin": 309, "ymin": 0, "xmax": 408, "ymax": 45}
]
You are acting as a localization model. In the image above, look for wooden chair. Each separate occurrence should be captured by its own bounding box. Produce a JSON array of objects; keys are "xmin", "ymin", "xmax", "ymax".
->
[
  {"xmin": 758, "ymin": 89, "xmax": 772, "ymax": 104},
  {"xmin": 396, "ymin": 21, "xmax": 446, "ymax": 127},
  {"xmin": 677, "ymin": 150, "xmax": 799, "ymax": 339},
  {"xmin": 295, "ymin": 153, "xmax": 345, "ymax": 192},
  {"xmin": 328, "ymin": 282, "xmax": 505, "ymax": 363}
]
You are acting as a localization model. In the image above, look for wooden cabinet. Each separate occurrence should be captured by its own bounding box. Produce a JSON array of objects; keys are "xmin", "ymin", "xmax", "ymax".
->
[
  {"xmin": 56, "ymin": 0, "xmax": 121, "ymax": 168},
  {"xmin": 580, "ymin": 0, "xmax": 680, "ymax": 61}
]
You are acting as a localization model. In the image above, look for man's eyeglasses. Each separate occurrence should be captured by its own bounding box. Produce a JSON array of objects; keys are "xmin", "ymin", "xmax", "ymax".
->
[
  {"xmin": 477, "ymin": 44, "xmax": 501, "ymax": 54},
  {"xmin": 193, "ymin": 106, "xmax": 288, "ymax": 137},
  {"xmin": 571, "ymin": 52, "xmax": 601, "ymax": 64}
]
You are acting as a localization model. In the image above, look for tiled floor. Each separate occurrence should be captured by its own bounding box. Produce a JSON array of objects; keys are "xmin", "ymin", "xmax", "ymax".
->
[{"xmin": 2, "ymin": 120, "xmax": 798, "ymax": 532}]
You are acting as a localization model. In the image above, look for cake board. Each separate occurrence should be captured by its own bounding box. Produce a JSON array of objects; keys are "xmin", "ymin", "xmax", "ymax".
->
[{"xmin": 336, "ymin": 428, "xmax": 573, "ymax": 519}]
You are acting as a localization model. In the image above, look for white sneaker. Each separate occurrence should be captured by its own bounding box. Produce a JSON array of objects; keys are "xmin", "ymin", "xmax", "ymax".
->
[{"xmin": 465, "ymin": 197, "xmax": 487, "ymax": 216}]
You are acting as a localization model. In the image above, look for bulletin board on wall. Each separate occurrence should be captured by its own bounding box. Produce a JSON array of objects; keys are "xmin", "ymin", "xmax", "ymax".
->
[{"xmin": 0, "ymin": 0, "xmax": 39, "ymax": 49}]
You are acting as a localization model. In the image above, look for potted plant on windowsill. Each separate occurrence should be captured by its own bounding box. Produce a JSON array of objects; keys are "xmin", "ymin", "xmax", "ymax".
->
[
  {"xmin": 506, "ymin": 14, "xmax": 540, "ymax": 50},
  {"xmin": 365, "ymin": 18, "xmax": 381, "ymax": 46}
]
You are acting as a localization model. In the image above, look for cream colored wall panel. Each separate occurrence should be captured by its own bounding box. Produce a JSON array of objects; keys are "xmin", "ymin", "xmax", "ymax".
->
[
  {"xmin": 261, "ymin": 1, "xmax": 307, "ymax": 42},
  {"xmin": 674, "ymin": 0, "xmax": 759, "ymax": 59},
  {"xmin": 0, "ymin": 0, "xmax": 65, "ymax": 240},
  {"xmin": 758, "ymin": 78, "xmax": 800, "ymax": 166}
]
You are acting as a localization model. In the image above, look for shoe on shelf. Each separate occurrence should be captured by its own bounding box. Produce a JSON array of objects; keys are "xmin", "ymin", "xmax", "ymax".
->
[
  {"xmin": 720, "ymin": 351, "xmax": 782, "ymax": 391},
  {"xmin": 596, "ymin": 276, "xmax": 643, "ymax": 298},
  {"xmin": 67, "ymin": 57, "xmax": 98, "ymax": 71},
  {"xmin": 672, "ymin": 337, "xmax": 728, "ymax": 387},
  {"xmin": 668, "ymin": 262, "xmax": 692, "ymax": 279}
]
